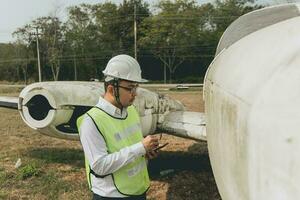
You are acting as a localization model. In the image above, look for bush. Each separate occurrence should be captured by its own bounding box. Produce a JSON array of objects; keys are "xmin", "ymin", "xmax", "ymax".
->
[{"xmin": 18, "ymin": 163, "xmax": 41, "ymax": 180}]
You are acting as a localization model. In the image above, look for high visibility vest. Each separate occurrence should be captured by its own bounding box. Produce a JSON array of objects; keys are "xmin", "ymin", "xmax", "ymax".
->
[{"xmin": 77, "ymin": 105, "xmax": 150, "ymax": 196}]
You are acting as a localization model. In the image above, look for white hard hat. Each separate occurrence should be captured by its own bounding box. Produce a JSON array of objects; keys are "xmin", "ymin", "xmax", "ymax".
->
[{"xmin": 102, "ymin": 54, "xmax": 147, "ymax": 83}]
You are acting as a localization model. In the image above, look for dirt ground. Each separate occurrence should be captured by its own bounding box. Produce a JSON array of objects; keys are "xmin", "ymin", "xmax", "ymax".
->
[{"xmin": 0, "ymin": 88, "xmax": 221, "ymax": 200}]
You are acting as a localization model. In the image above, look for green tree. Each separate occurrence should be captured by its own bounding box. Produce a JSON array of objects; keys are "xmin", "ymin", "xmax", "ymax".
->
[
  {"xmin": 34, "ymin": 17, "xmax": 65, "ymax": 81},
  {"xmin": 65, "ymin": 4, "xmax": 95, "ymax": 80},
  {"xmin": 210, "ymin": 0, "xmax": 261, "ymax": 38},
  {"xmin": 64, "ymin": 1, "xmax": 150, "ymax": 80},
  {"xmin": 91, "ymin": 2, "xmax": 120, "ymax": 54},
  {"xmin": 139, "ymin": 0, "xmax": 202, "ymax": 82},
  {"xmin": 0, "ymin": 43, "xmax": 18, "ymax": 81},
  {"xmin": 117, "ymin": 0, "xmax": 150, "ymax": 55},
  {"xmin": 14, "ymin": 16, "xmax": 66, "ymax": 81},
  {"xmin": 6, "ymin": 0, "xmax": 262, "ymax": 83},
  {"xmin": 13, "ymin": 40, "xmax": 33, "ymax": 84}
]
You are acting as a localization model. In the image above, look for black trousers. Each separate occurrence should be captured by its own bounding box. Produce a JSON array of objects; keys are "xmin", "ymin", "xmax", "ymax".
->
[{"xmin": 92, "ymin": 193, "xmax": 146, "ymax": 200}]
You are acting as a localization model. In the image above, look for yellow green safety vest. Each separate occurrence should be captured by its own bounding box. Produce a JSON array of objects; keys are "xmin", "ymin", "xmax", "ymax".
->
[{"xmin": 77, "ymin": 105, "xmax": 150, "ymax": 196}]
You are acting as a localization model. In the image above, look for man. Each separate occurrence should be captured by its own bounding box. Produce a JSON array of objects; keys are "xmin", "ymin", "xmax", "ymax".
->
[{"xmin": 77, "ymin": 54, "xmax": 159, "ymax": 200}]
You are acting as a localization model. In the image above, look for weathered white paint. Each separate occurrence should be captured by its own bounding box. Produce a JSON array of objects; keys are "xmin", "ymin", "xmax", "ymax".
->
[
  {"xmin": 17, "ymin": 81, "xmax": 206, "ymax": 141},
  {"xmin": 0, "ymin": 96, "xmax": 18, "ymax": 104},
  {"xmin": 204, "ymin": 4, "xmax": 300, "ymax": 200},
  {"xmin": 18, "ymin": 82, "xmax": 101, "ymax": 139},
  {"xmin": 158, "ymin": 111, "xmax": 206, "ymax": 141}
]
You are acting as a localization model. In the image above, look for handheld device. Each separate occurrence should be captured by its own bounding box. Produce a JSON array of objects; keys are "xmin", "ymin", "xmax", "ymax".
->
[{"xmin": 153, "ymin": 142, "xmax": 169, "ymax": 151}]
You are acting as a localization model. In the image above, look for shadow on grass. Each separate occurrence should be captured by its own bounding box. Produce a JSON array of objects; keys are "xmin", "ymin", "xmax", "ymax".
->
[
  {"xmin": 148, "ymin": 142, "xmax": 221, "ymax": 200},
  {"xmin": 24, "ymin": 143, "xmax": 221, "ymax": 199},
  {"xmin": 25, "ymin": 147, "xmax": 84, "ymax": 168},
  {"xmin": 148, "ymin": 151, "xmax": 211, "ymax": 177}
]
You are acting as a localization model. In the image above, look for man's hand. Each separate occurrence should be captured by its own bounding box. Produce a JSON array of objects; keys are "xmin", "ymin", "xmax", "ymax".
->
[
  {"xmin": 146, "ymin": 150, "xmax": 158, "ymax": 160},
  {"xmin": 142, "ymin": 135, "xmax": 159, "ymax": 152}
]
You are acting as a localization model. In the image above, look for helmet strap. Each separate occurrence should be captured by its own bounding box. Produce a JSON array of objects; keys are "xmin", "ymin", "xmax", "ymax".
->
[{"xmin": 112, "ymin": 78, "xmax": 123, "ymax": 111}]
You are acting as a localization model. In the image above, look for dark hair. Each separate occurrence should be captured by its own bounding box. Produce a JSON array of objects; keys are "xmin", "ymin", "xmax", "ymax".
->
[
  {"xmin": 104, "ymin": 79, "xmax": 119, "ymax": 92},
  {"xmin": 104, "ymin": 78, "xmax": 122, "ymax": 107}
]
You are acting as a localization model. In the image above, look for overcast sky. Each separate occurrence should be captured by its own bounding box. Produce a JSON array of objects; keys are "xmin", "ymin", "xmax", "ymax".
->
[{"xmin": 0, "ymin": 0, "xmax": 293, "ymax": 43}]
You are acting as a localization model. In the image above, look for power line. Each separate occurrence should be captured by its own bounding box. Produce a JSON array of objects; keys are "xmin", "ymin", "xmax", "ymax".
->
[
  {"xmin": 0, "ymin": 52, "xmax": 215, "ymax": 65},
  {"xmin": 0, "ymin": 44, "xmax": 216, "ymax": 61}
]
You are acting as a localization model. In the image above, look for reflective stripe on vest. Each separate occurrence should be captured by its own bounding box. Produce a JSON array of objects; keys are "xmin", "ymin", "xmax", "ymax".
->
[
  {"xmin": 114, "ymin": 123, "xmax": 141, "ymax": 142},
  {"xmin": 127, "ymin": 159, "xmax": 146, "ymax": 177},
  {"xmin": 77, "ymin": 105, "xmax": 150, "ymax": 196}
]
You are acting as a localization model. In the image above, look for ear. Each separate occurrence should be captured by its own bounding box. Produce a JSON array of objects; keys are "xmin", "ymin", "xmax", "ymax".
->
[{"xmin": 106, "ymin": 84, "xmax": 114, "ymax": 96}]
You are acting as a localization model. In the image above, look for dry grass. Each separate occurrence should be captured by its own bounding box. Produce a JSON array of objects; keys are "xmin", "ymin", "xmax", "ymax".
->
[
  {"xmin": 0, "ymin": 84, "xmax": 24, "ymax": 99},
  {"xmin": 0, "ymin": 87, "xmax": 221, "ymax": 200}
]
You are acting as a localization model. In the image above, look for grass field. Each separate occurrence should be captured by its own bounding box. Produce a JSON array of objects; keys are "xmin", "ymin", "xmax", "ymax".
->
[{"xmin": 0, "ymin": 87, "xmax": 221, "ymax": 200}]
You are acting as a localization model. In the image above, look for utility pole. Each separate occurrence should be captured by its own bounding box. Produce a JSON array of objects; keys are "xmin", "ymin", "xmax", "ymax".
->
[
  {"xmin": 32, "ymin": 27, "xmax": 42, "ymax": 82},
  {"xmin": 164, "ymin": 63, "xmax": 166, "ymax": 84},
  {"xmin": 73, "ymin": 54, "xmax": 77, "ymax": 81},
  {"xmin": 134, "ymin": 2, "xmax": 137, "ymax": 59}
]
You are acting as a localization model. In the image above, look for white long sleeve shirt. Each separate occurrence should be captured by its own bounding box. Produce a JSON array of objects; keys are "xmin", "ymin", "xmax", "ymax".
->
[{"xmin": 79, "ymin": 97, "xmax": 146, "ymax": 197}]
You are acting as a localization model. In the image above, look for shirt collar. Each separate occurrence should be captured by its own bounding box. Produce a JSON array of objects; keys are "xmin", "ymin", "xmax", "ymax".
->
[{"xmin": 95, "ymin": 96, "xmax": 127, "ymax": 118}]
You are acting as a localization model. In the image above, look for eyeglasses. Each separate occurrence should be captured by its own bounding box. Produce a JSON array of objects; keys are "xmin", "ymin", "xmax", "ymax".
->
[{"xmin": 118, "ymin": 85, "xmax": 138, "ymax": 94}]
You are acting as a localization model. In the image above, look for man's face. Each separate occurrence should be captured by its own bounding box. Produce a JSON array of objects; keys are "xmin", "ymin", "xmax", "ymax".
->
[{"xmin": 118, "ymin": 80, "xmax": 139, "ymax": 108}]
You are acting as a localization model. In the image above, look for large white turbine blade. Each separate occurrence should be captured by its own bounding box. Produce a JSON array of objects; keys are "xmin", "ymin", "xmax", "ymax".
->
[
  {"xmin": 216, "ymin": 3, "xmax": 300, "ymax": 55},
  {"xmin": 205, "ymin": 3, "xmax": 300, "ymax": 200},
  {"xmin": 157, "ymin": 111, "xmax": 206, "ymax": 141}
]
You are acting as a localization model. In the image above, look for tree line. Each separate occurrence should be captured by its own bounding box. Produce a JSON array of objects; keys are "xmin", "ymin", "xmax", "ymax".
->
[{"xmin": 0, "ymin": 0, "xmax": 262, "ymax": 84}]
